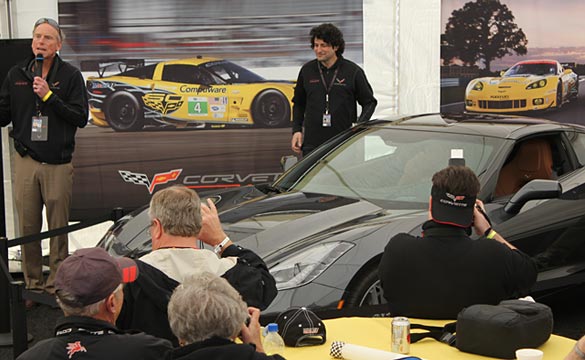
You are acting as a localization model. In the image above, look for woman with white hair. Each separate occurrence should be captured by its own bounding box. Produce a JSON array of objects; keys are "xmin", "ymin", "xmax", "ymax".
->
[{"xmin": 167, "ymin": 272, "xmax": 286, "ymax": 359}]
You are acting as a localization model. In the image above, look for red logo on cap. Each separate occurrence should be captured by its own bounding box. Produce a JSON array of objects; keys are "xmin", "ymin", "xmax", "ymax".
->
[
  {"xmin": 66, "ymin": 341, "xmax": 87, "ymax": 358},
  {"xmin": 446, "ymin": 192, "xmax": 465, "ymax": 202}
]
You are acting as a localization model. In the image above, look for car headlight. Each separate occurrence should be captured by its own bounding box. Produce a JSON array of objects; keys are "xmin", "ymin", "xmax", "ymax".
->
[
  {"xmin": 472, "ymin": 81, "xmax": 483, "ymax": 91},
  {"xmin": 526, "ymin": 79, "xmax": 547, "ymax": 89},
  {"xmin": 270, "ymin": 241, "xmax": 355, "ymax": 290}
]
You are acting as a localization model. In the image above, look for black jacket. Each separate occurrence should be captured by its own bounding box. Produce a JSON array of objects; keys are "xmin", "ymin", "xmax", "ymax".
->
[
  {"xmin": 16, "ymin": 316, "xmax": 172, "ymax": 360},
  {"xmin": 0, "ymin": 54, "xmax": 88, "ymax": 164},
  {"xmin": 378, "ymin": 220, "xmax": 538, "ymax": 319},
  {"xmin": 170, "ymin": 336, "xmax": 285, "ymax": 360},
  {"xmin": 292, "ymin": 56, "xmax": 376, "ymax": 152},
  {"xmin": 117, "ymin": 245, "xmax": 277, "ymax": 345}
]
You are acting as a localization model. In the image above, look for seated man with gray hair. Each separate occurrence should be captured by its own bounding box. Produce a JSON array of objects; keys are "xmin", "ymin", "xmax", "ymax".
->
[
  {"xmin": 168, "ymin": 272, "xmax": 285, "ymax": 359},
  {"xmin": 117, "ymin": 185, "xmax": 276, "ymax": 344},
  {"xmin": 16, "ymin": 248, "xmax": 172, "ymax": 360}
]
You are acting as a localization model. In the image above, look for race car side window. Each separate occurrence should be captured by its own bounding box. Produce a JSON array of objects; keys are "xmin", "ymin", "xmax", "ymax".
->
[{"xmin": 161, "ymin": 64, "xmax": 214, "ymax": 85}]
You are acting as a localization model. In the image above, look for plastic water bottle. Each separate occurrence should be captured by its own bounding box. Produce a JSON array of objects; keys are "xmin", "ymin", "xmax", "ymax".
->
[{"xmin": 263, "ymin": 323, "xmax": 285, "ymax": 356}]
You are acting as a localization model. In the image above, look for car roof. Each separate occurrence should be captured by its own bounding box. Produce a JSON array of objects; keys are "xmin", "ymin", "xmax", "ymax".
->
[
  {"xmin": 514, "ymin": 59, "xmax": 558, "ymax": 65},
  {"xmin": 368, "ymin": 113, "xmax": 583, "ymax": 140},
  {"xmin": 161, "ymin": 57, "xmax": 223, "ymax": 66}
]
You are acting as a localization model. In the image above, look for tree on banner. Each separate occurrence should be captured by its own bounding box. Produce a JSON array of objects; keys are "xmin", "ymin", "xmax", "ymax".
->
[{"xmin": 442, "ymin": 0, "xmax": 528, "ymax": 72}]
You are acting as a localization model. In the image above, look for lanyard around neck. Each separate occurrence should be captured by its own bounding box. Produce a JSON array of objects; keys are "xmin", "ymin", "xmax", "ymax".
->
[{"xmin": 318, "ymin": 62, "xmax": 339, "ymax": 114}]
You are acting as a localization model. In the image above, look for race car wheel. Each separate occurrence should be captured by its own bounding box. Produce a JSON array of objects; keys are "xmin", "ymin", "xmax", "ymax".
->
[
  {"xmin": 105, "ymin": 91, "xmax": 144, "ymax": 131},
  {"xmin": 344, "ymin": 265, "xmax": 386, "ymax": 307},
  {"xmin": 251, "ymin": 89, "xmax": 291, "ymax": 128},
  {"xmin": 555, "ymin": 83, "xmax": 563, "ymax": 109},
  {"xmin": 571, "ymin": 76, "xmax": 579, "ymax": 100}
]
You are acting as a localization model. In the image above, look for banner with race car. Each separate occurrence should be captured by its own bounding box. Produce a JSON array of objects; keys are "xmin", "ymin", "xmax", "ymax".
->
[
  {"xmin": 56, "ymin": 0, "xmax": 365, "ymax": 219},
  {"xmin": 440, "ymin": 0, "xmax": 584, "ymax": 123}
]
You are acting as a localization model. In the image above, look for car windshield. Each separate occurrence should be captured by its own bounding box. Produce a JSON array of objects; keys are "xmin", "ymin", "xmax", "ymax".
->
[
  {"xmin": 274, "ymin": 127, "xmax": 504, "ymax": 207},
  {"xmin": 203, "ymin": 60, "xmax": 265, "ymax": 83},
  {"xmin": 505, "ymin": 63, "xmax": 557, "ymax": 76}
]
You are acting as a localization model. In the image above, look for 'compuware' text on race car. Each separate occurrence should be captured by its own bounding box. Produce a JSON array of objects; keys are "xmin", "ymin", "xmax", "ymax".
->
[
  {"xmin": 465, "ymin": 59, "xmax": 579, "ymax": 113},
  {"xmin": 86, "ymin": 57, "xmax": 294, "ymax": 131}
]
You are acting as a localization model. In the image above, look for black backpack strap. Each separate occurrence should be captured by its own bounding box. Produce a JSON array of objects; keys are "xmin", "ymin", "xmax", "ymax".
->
[{"xmin": 410, "ymin": 322, "xmax": 457, "ymax": 347}]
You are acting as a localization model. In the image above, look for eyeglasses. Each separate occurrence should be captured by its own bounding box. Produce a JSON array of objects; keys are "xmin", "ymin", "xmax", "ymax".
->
[{"xmin": 34, "ymin": 18, "xmax": 63, "ymax": 39}]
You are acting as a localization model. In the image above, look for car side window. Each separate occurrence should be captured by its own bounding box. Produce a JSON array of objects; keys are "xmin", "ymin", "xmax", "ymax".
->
[
  {"xmin": 494, "ymin": 136, "xmax": 565, "ymax": 198},
  {"xmin": 567, "ymin": 132, "xmax": 585, "ymax": 167},
  {"xmin": 162, "ymin": 64, "xmax": 213, "ymax": 85}
]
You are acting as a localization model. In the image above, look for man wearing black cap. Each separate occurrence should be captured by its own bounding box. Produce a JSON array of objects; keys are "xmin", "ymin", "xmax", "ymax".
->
[
  {"xmin": 16, "ymin": 248, "xmax": 172, "ymax": 360},
  {"xmin": 0, "ymin": 18, "xmax": 88, "ymax": 304},
  {"xmin": 378, "ymin": 165, "xmax": 537, "ymax": 319}
]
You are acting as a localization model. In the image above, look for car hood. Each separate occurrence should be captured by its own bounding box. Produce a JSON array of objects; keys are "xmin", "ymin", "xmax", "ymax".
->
[
  {"xmin": 99, "ymin": 187, "xmax": 427, "ymax": 260},
  {"xmin": 478, "ymin": 75, "xmax": 552, "ymax": 87},
  {"xmin": 218, "ymin": 191, "xmax": 426, "ymax": 260}
]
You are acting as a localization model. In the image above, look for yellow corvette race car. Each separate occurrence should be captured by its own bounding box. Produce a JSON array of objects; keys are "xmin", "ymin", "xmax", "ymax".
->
[
  {"xmin": 465, "ymin": 59, "xmax": 579, "ymax": 113},
  {"xmin": 86, "ymin": 57, "xmax": 294, "ymax": 131}
]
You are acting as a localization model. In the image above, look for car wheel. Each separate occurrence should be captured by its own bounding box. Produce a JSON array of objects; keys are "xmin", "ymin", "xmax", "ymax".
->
[
  {"xmin": 555, "ymin": 83, "xmax": 563, "ymax": 109},
  {"xmin": 344, "ymin": 266, "xmax": 386, "ymax": 307},
  {"xmin": 251, "ymin": 89, "xmax": 291, "ymax": 128},
  {"xmin": 105, "ymin": 91, "xmax": 144, "ymax": 131},
  {"xmin": 571, "ymin": 76, "xmax": 579, "ymax": 100}
]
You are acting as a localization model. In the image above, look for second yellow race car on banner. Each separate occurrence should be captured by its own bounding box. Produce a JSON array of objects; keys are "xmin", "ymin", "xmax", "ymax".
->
[
  {"xmin": 86, "ymin": 57, "xmax": 294, "ymax": 131},
  {"xmin": 465, "ymin": 59, "xmax": 579, "ymax": 113}
]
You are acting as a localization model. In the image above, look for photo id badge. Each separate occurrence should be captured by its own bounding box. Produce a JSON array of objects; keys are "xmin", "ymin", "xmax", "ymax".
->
[
  {"xmin": 31, "ymin": 116, "xmax": 48, "ymax": 141},
  {"xmin": 322, "ymin": 113, "xmax": 332, "ymax": 127}
]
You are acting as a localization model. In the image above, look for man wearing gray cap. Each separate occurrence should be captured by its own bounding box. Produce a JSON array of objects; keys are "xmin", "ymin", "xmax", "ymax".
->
[{"xmin": 16, "ymin": 248, "xmax": 172, "ymax": 360}]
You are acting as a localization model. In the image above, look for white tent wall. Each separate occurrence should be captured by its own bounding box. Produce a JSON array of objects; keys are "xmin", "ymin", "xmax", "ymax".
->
[
  {"xmin": 364, "ymin": 0, "xmax": 440, "ymax": 116},
  {"xmin": 0, "ymin": 0, "xmax": 58, "ymax": 39}
]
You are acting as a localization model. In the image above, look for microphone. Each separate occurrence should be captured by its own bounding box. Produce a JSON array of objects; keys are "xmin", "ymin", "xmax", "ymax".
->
[{"xmin": 34, "ymin": 54, "xmax": 44, "ymax": 78}]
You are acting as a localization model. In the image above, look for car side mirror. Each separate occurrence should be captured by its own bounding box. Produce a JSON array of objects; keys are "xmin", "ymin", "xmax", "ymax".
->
[{"xmin": 504, "ymin": 179, "xmax": 561, "ymax": 215}]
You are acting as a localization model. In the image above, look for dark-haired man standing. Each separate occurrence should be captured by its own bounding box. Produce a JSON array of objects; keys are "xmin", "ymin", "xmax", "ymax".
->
[
  {"xmin": 378, "ymin": 165, "xmax": 537, "ymax": 319},
  {"xmin": 291, "ymin": 23, "xmax": 377, "ymax": 156},
  {"xmin": 0, "ymin": 18, "xmax": 88, "ymax": 305}
]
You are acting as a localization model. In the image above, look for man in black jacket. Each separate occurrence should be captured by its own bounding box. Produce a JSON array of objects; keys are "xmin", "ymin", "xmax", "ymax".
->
[
  {"xmin": 378, "ymin": 165, "xmax": 537, "ymax": 319},
  {"xmin": 16, "ymin": 248, "xmax": 172, "ymax": 360},
  {"xmin": 117, "ymin": 185, "xmax": 277, "ymax": 344},
  {"xmin": 0, "ymin": 18, "xmax": 88, "ymax": 302},
  {"xmin": 291, "ymin": 23, "xmax": 377, "ymax": 156}
]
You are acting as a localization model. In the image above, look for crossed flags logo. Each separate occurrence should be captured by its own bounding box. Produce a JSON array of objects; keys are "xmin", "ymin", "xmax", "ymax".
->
[
  {"xmin": 119, "ymin": 169, "xmax": 183, "ymax": 194},
  {"xmin": 66, "ymin": 341, "xmax": 87, "ymax": 359}
]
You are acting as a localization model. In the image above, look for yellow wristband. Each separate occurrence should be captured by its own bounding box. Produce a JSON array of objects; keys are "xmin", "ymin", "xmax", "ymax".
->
[
  {"xmin": 486, "ymin": 230, "xmax": 497, "ymax": 239},
  {"xmin": 41, "ymin": 90, "xmax": 53, "ymax": 102}
]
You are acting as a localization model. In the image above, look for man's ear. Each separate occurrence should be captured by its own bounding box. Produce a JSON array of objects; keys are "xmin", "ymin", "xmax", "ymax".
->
[{"xmin": 105, "ymin": 293, "xmax": 117, "ymax": 314}]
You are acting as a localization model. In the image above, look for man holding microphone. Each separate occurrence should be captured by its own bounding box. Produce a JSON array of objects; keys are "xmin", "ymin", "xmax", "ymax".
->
[{"xmin": 0, "ymin": 18, "xmax": 88, "ymax": 306}]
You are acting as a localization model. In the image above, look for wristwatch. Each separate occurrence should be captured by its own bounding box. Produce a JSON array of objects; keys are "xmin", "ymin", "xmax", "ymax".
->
[{"xmin": 213, "ymin": 236, "xmax": 230, "ymax": 255}]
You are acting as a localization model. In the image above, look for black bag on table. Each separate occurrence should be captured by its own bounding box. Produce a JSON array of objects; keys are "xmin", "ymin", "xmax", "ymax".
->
[{"xmin": 410, "ymin": 300, "xmax": 553, "ymax": 359}]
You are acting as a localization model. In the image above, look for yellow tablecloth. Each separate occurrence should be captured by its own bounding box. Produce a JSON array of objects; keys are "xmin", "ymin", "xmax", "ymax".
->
[{"xmin": 280, "ymin": 317, "xmax": 574, "ymax": 360}]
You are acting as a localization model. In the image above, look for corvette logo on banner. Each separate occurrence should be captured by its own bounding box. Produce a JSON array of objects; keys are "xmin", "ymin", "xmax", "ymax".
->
[{"xmin": 119, "ymin": 169, "xmax": 183, "ymax": 194}]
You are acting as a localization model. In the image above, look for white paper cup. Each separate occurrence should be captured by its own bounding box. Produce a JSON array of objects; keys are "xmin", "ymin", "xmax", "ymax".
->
[{"xmin": 515, "ymin": 348, "xmax": 543, "ymax": 360}]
